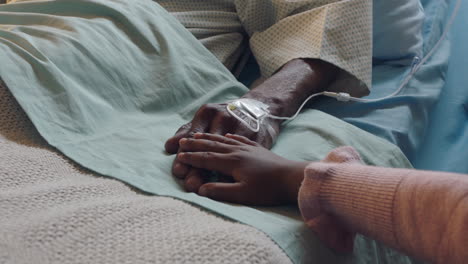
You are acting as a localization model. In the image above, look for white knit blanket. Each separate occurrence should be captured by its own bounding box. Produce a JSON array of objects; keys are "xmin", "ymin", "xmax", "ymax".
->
[{"xmin": 0, "ymin": 81, "xmax": 291, "ymax": 264}]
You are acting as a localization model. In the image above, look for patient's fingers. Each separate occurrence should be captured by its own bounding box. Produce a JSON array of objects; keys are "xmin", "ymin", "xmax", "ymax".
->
[
  {"xmin": 198, "ymin": 182, "xmax": 247, "ymax": 204},
  {"xmin": 193, "ymin": 133, "xmax": 243, "ymax": 146},
  {"xmin": 177, "ymin": 152, "xmax": 232, "ymax": 175},
  {"xmin": 165, "ymin": 104, "xmax": 218, "ymax": 154},
  {"xmin": 184, "ymin": 168, "xmax": 206, "ymax": 193},
  {"xmin": 172, "ymin": 150, "xmax": 191, "ymax": 179},
  {"xmin": 225, "ymin": 133, "xmax": 259, "ymax": 146},
  {"xmin": 165, "ymin": 122, "xmax": 191, "ymax": 154}
]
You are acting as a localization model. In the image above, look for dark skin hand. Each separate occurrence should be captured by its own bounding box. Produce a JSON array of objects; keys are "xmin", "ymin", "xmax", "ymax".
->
[
  {"xmin": 178, "ymin": 133, "xmax": 358, "ymax": 252},
  {"xmin": 176, "ymin": 133, "xmax": 308, "ymax": 205},
  {"xmin": 165, "ymin": 58, "xmax": 339, "ymax": 193}
]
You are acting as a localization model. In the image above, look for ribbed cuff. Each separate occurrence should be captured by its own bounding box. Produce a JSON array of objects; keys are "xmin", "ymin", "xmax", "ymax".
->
[
  {"xmin": 298, "ymin": 162, "xmax": 334, "ymax": 222},
  {"xmin": 299, "ymin": 162, "xmax": 405, "ymax": 246}
]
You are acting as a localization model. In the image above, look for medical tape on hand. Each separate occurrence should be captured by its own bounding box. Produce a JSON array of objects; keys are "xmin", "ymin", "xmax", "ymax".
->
[
  {"xmin": 226, "ymin": 99, "xmax": 270, "ymax": 133},
  {"xmin": 226, "ymin": 99, "xmax": 278, "ymax": 145}
]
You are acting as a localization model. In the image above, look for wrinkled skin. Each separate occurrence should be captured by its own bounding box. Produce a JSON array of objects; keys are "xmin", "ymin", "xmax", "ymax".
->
[
  {"xmin": 165, "ymin": 59, "xmax": 339, "ymax": 193},
  {"xmin": 164, "ymin": 103, "xmax": 281, "ymax": 192},
  {"xmin": 165, "ymin": 103, "xmax": 280, "ymax": 154}
]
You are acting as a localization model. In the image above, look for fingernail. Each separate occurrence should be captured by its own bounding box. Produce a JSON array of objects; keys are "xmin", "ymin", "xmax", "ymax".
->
[
  {"xmin": 199, "ymin": 186, "xmax": 208, "ymax": 196},
  {"xmin": 177, "ymin": 153, "xmax": 185, "ymax": 159},
  {"xmin": 179, "ymin": 138, "xmax": 187, "ymax": 144},
  {"xmin": 225, "ymin": 133, "xmax": 232, "ymax": 136},
  {"xmin": 194, "ymin": 133, "xmax": 203, "ymax": 138}
]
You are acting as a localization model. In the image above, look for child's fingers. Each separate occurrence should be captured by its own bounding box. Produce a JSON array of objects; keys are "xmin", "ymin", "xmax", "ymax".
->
[
  {"xmin": 179, "ymin": 138, "xmax": 233, "ymax": 153},
  {"xmin": 177, "ymin": 152, "xmax": 232, "ymax": 175},
  {"xmin": 225, "ymin": 133, "xmax": 259, "ymax": 146},
  {"xmin": 324, "ymin": 146, "xmax": 362, "ymax": 164},
  {"xmin": 198, "ymin": 182, "xmax": 248, "ymax": 204},
  {"xmin": 193, "ymin": 133, "xmax": 242, "ymax": 146}
]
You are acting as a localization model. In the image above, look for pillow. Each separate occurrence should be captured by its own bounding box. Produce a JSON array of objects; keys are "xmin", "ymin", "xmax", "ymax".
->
[{"xmin": 373, "ymin": 0, "xmax": 425, "ymax": 65}]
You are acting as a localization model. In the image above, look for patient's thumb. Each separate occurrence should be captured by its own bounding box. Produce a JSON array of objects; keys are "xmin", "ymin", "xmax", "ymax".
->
[
  {"xmin": 165, "ymin": 136, "xmax": 182, "ymax": 154},
  {"xmin": 165, "ymin": 123, "xmax": 192, "ymax": 154}
]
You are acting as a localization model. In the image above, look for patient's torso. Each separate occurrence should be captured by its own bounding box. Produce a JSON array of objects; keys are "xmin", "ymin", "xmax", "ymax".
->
[{"xmin": 156, "ymin": 0, "xmax": 246, "ymax": 71}]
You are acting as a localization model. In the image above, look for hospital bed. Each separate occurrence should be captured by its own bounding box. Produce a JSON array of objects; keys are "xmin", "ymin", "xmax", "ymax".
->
[{"xmin": 0, "ymin": 0, "xmax": 466, "ymax": 263}]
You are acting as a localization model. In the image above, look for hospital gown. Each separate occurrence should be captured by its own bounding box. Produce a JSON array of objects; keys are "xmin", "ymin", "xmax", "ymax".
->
[
  {"xmin": 158, "ymin": 0, "xmax": 373, "ymax": 96},
  {"xmin": 4, "ymin": 0, "xmax": 372, "ymax": 94}
]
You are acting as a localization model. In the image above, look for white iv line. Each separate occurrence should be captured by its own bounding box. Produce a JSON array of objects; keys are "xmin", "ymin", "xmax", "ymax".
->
[{"xmin": 228, "ymin": 0, "xmax": 462, "ymax": 133}]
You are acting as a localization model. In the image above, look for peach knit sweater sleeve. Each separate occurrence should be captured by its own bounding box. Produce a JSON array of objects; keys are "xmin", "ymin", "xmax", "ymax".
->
[{"xmin": 298, "ymin": 147, "xmax": 468, "ymax": 264}]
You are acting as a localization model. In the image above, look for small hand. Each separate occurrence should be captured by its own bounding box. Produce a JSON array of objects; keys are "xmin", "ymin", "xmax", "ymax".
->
[
  {"xmin": 176, "ymin": 133, "xmax": 307, "ymax": 205},
  {"xmin": 165, "ymin": 103, "xmax": 280, "ymax": 192}
]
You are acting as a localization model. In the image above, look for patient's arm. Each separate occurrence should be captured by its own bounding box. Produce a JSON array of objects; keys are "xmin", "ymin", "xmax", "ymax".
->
[
  {"xmin": 242, "ymin": 59, "xmax": 339, "ymax": 124},
  {"xmin": 165, "ymin": 58, "xmax": 338, "ymax": 193}
]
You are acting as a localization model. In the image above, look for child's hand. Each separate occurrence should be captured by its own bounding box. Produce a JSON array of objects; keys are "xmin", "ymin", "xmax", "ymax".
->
[{"xmin": 177, "ymin": 133, "xmax": 308, "ymax": 205}]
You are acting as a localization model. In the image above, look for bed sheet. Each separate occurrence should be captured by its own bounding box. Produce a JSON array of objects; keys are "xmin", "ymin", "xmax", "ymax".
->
[
  {"xmin": 240, "ymin": 0, "xmax": 466, "ymax": 173},
  {"xmin": 412, "ymin": 0, "xmax": 468, "ymax": 173},
  {"xmin": 0, "ymin": 0, "xmax": 463, "ymax": 263},
  {"xmin": 0, "ymin": 1, "xmax": 412, "ymax": 263}
]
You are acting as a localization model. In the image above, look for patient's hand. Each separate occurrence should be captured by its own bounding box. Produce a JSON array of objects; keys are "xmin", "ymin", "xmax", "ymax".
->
[
  {"xmin": 165, "ymin": 102, "xmax": 281, "ymax": 153},
  {"xmin": 164, "ymin": 94, "xmax": 282, "ymax": 193},
  {"xmin": 176, "ymin": 133, "xmax": 308, "ymax": 205},
  {"xmin": 165, "ymin": 59, "xmax": 338, "ymax": 193}
]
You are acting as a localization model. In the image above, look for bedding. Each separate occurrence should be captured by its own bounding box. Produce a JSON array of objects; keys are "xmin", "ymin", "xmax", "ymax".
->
[
  {"xmin": 1, "ymin": 0, "xmax": 463, "ymax": 263},
  {"xmin": 241, "ymin": 0, "xmax": 462, "ymax": 173},
  {"xmin": 0, "ymin": 82, "xmax": 291, "ymax": 264},
  {"xmin": 314, "ymin": 0, "xmax": 462, "ymax": 170},
  {"xmin": 0, "ymin": 0, "xmax": 415, "ymax": 263},
  {"xmin": 372, "ymin": 0, "xmax": 425, "ymax": 64},
  {"xmin": 411, "ymin": 0, "xmax": 467, "ymax": 173}
]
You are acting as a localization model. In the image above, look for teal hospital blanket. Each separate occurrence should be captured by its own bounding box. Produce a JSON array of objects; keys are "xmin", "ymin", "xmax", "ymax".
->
[{"xmin": 0, "ymin": 0, "xmax": 414, "ymax": 263}]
